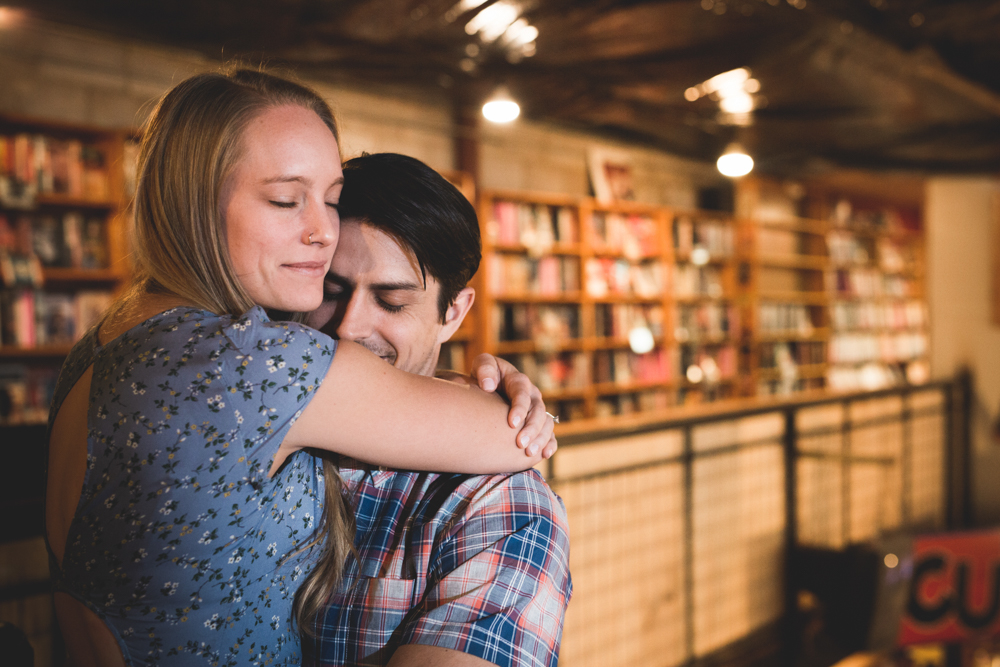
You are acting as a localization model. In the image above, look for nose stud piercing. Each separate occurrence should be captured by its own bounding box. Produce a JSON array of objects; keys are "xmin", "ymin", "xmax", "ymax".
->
[{"xmin": 308, "ymin": 233, "xmax": 314, "ymax": 244}]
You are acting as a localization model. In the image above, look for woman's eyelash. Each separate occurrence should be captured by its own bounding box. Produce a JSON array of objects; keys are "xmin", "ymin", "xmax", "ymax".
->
[{"xmin": 270, "ymin": 201, "xmax": 296, "ymax": 209}]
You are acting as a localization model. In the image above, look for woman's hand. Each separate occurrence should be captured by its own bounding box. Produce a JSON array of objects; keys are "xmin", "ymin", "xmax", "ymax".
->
[{"xmin": 469, "ymin": 353, "xmax": 557, "ymax": 459}]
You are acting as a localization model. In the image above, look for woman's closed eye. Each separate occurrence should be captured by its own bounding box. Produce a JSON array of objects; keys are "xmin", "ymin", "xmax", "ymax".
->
[{"xmin": 270, "ymin": 200, "xmax": 297, "ymax": 209}]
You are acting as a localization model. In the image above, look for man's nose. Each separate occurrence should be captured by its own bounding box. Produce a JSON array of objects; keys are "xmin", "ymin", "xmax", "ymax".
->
[{"xmin": 335, "ymin": 294, "xmax": 374, "ymax": 341}]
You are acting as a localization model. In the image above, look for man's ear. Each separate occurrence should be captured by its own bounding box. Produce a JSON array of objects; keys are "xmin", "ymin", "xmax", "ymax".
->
[{"xmin": 438, "ymin": 287, "xmax": 475, "ymax": 344}]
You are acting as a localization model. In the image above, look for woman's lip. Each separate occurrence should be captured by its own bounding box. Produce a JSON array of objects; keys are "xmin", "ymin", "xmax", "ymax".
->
[{"xmin": 283, "ymin": 261, "xmax": 328, "ymax": 275}]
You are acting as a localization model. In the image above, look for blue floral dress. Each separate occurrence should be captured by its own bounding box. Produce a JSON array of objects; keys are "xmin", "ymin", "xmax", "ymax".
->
[{"xmin": 46, "ymin": 306, "xmax": 337, "ymax": 666}]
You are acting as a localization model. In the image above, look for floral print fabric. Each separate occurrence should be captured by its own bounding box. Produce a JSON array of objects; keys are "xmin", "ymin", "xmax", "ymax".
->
[{"xmin": 47, "ymin": 306, "xmax": 336, "ymax": 666}]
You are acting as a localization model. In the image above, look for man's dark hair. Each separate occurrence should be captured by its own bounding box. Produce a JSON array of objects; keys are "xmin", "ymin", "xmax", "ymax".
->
[{"xmin": 337, "ymin": 153, "xmax": 481, "ymax": 321}]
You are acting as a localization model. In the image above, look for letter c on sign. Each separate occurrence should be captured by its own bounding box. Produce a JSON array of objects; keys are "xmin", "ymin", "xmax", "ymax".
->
[{"xmin": 907, "ymin": 555, "xmax": 951, "ymax": 625}]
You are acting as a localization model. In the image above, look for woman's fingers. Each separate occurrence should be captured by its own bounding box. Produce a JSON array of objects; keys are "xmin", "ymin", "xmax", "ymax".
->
[{"xmin": 541, "ymin": 432, "xmax": 558, "ymax": 459}]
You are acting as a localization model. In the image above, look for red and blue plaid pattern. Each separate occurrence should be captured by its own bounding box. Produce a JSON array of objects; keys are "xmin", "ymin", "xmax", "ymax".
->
[{"xmin": 307, "ymin": 464, "xmax": 572, "ymax": 667}]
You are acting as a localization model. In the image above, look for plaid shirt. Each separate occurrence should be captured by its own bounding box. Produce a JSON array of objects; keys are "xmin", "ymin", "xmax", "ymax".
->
[{"xmin": 307, "ymin": 462, "xmax": 572, "ymax": 667}]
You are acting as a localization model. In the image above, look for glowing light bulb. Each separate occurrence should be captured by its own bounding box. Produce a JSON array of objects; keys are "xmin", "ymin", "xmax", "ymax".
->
[
  {"xmin": 717, "ymin": 143, "xmax": 754, "ymax": 178},
  {"xmin": 483, "ymin": 99, "xmax": 520, "ymax": 123}
]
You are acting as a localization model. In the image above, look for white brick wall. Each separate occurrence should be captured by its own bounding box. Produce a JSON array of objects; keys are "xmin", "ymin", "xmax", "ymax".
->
[{"xmin": 0, "ymin": 16, "xmax": 720, "ymax": 204}]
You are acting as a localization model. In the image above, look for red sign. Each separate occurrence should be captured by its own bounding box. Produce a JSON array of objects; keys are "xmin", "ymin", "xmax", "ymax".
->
[{"xmin": 899, "ymin": 529, "xmax": 1000, "ymax": 645}]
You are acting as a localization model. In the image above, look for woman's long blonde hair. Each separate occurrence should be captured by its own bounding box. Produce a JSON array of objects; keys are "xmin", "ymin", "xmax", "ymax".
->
[{"xmin": 124, "ymin": 65, "xmax": 355, "ymax": 634}]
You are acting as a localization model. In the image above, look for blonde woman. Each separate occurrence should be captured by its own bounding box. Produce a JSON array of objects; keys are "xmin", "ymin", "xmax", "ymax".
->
[{"xmin": 45, "ymin": 68, "xmax": 554, "ymax": 666}]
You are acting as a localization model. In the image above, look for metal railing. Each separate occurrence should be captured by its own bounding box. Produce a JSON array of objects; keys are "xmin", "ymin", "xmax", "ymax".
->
[{"xmin": 548, "ymin": 375, "xmax": 969, "ymax": 667}]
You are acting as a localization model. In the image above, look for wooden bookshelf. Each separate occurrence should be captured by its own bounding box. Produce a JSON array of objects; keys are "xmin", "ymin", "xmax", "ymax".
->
[
  {"xmin": 474, "ymin": 190, "xmax": 741, "ymax": 422},
  {"xmin": 468, "ymin": 176, "xmax": 928, "ymax": 423},
  {"xmin": 0, "ymin": 114, "xmax": 133, "ymax": 426}
]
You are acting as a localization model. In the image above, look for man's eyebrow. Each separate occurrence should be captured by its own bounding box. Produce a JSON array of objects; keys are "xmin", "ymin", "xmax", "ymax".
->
[{"xmin": 370, "ymin": 280, "xmax": 424, "ymax": 292}]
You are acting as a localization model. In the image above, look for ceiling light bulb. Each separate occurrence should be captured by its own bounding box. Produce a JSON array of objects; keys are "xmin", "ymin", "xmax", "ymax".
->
[
  {"xmin": 717, "ymin": 143, "xmax": 754, "ymax": 177},
  {"xmin": 483, "ymin": 88, "xmax": 520, "ymax": 123},
  {"xmin": 719, "ymin": 92, "xmax": 755, "ymax": 114}
]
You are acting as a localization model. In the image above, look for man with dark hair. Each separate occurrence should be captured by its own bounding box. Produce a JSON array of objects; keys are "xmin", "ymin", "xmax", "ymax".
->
[{"xmin": 305, "ymin": 153, "xmax": 571, "ymax": 667}]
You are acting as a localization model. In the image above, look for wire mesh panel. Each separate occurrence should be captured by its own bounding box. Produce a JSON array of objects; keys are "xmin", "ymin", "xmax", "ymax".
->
[
  {"xmin": 551, "ymin": 380, "xmax": 955, "ymax": 667},
  {"xmin": 556, "ymin": 454, "xmax": 686, "ymax": 667},
  {"xmin": 848, "ymin": 397, "xmax": 904, "ymax": 541},
  {"xmin": 691, "ymin": 421, "xmax": 785, "ymax": 657},
  {"xmin": 796, "ymin": 456, "xmax": 844, "ymax": 548},
  {"xmin": 796, "ymin": 404, "xmax": 846, "ymax": 548},
  {"xmin": 908, "ymin": 389, "xmax": 947, "ymax": 529}
]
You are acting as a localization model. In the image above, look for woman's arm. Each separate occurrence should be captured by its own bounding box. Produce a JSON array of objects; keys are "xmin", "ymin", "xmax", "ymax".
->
[{"xmin": 274, "ymin": 341, "xmax": 553, "ymax": 475}]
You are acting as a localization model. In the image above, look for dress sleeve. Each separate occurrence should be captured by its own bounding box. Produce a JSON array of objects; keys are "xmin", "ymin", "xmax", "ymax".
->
[
  {"xmin": 399, "ymin": 472, "xmax": 573, "ymax": 667},
  {"xmin": 221, "ymin": 307, "xmax": 337, "ymax": 471}
]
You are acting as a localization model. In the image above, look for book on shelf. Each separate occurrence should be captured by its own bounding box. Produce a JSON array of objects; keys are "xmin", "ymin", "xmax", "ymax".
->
[
  {"xmin": 490, "ymin": 200, "xmax": 578, "ymax": 249},
  {"xmin": 759, "ymin": 341, "xmax": 825, "ymax": 369},
  {"xmin": 673, "ymin": 264, "xmax": 723, "ymax": 299},
  {"xmin": 489, "ymin": 254, "xmax": 580, "ymax": 296},
  {"xmin": 594, "ymin": 303, "xmax": 665, "ymax": 339},
  {"xmin": 493, "ymin": 303, "xmax": 580, "ymax": 344},
  {"xmin": 4, "ymin": 210, "xmax": 107, "ymax": 271},
  {"xmin": 828, "ymin": 332, "xmax": 928, "ymax": 365},
  {"xmin": 675, "ymin": 302, "xmax": 740, "ymax": 342},
  {"xmin": 591, "ymin": 212, "xmax": 658, "ymax": 258},
  {"xmin": 595, "ymin": 388, "xmax": 673, "ymax": 417},
  {"xmin": 757, "ymin": 302, "xmax": 815, "ymax": 336},
  {"xmin": 827, "ymin": 230, "xmax": 872, "ymax": 266},
  {"xmin": 0, "ymin": 288, "xmax": 113, "ymax": 347},
  {"xmin": 436, "ymin": 341, "xmax": 467, "ymax": 375},
  {"xmin": 585, "ymin": 258, "xmax": 664, "ymax": 298},
  {"xmin": 502, "ymin": 351, "xmax": 588, "ymax": 394},
  {"xmin": 593, "ymin": 347, "xmax": 674, "ymax": 385},
  {"xmin": 830, "ymin": 300, "xmax": 926, "ymax": 331},
  {"xmin": 679, "ymin": 345, "xmax": 736, "ymax": 381},
  {"xmin": 674, "ymin": 215, "xmax": 734, "ymax": 259},
  {"xmin": 0, "ymin": 363, "xmax": 59, "ymax": 425},
  {"xmin": 0, "ymin": 132, "xmax": 109, "ymax": 205}
]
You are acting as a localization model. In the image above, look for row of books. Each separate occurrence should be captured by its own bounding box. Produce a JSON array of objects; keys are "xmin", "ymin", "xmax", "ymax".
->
[
  {"xmin": 680, "ymin": 346, "xmax": 737, "ymax": 382},
  {"xmin": 585, "ymin": 258, "xmax": 664, "ymax": 298},
  {"xmin": 435, "ymin": 341, "xmax": 467, "ymax": 375},
  {"xmin": 1, "ymin": 212, "xmax": 107, "ymax": 271},
  {"xmin": 877, "ymin": 239, "xmax": 916, "ymax": 274},
  {"xmin": 759, "ymin": 341, "xmax": 825, "ymax": 369},
  {"xmin": 489, "ymin": 201, "xmax": 579, "ymax": 249},
  {"xmin": 674, "ymin": 265, "xmax": 725, "ymax": 299},
  {"xmin": 0, "ymin": 364, "xmax": 58, "ymax": 425},
  {"xmin": 758, "ymin": 376, "xmax": 825, "ymax": 397},
  {"xmin": 1, "ymin": 288, "xmax": 112, "ymax": 347},
  {"xmin": 0, "ymin": 133, "xmax": 109, "ymax": 206},
  {"xmin": 754, "ymin": 227, "xmax": 808, "ymax": 258},
  {"xmin": 593, "ymin": 348, "xmax": 673, "ymax": 385},
  {"xmin": 829, "ymin": 200, "xmax": 919, "ymax": 235},
  {"xmin": 590, "ymin": 212, "xmax": 659, "ymax": 258},
  {"xmin": 828, "ymin": 269, "xmax": 915, "ymax": 298},
  {"xmin": 594, "ymin": 303, "xmax": 665, "ymax": 340},
  {"xmin": 501, "ymin": 351, "xmax": 589, "ymax": 394},
  {"xmin": 828, "ymin": 332, "xmax": 928, "ymax": 364},
  {"xmin": 595, "ymin": 389, "xmax": 673, "ymax": 418},
  {"xmin": 757, "ymin": 303, "xmax": 815, "ymax": 335},
  {"xmin": 493, "ymin": 303, "xmax": 580, "ymax": 343},
  {"xmin": 830, "ymin": 300, "xmax": 926, "ymax": 332},
  {"xmin": 673, "ymin": 216, "xmax": 733, "ymax": 259},
  {"xmin": 488, "ymin": 254, "xmax": 580, "ymax": 296},
  {"xmin": 826, "ymin": 363, "xmax": 906, "ymax": 392},
  {"xmin": 827, "ymin": 231, "xmax": 872, "ymax": 266},
  {"xmin": 675, "ymin": 302, "xmax": 740, "ymax": 342}
]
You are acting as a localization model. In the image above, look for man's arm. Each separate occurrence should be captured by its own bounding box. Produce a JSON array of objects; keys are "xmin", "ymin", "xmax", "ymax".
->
[{"xmin": 390, "ymin": 470, "xmax": 572, "ymax": 667}]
